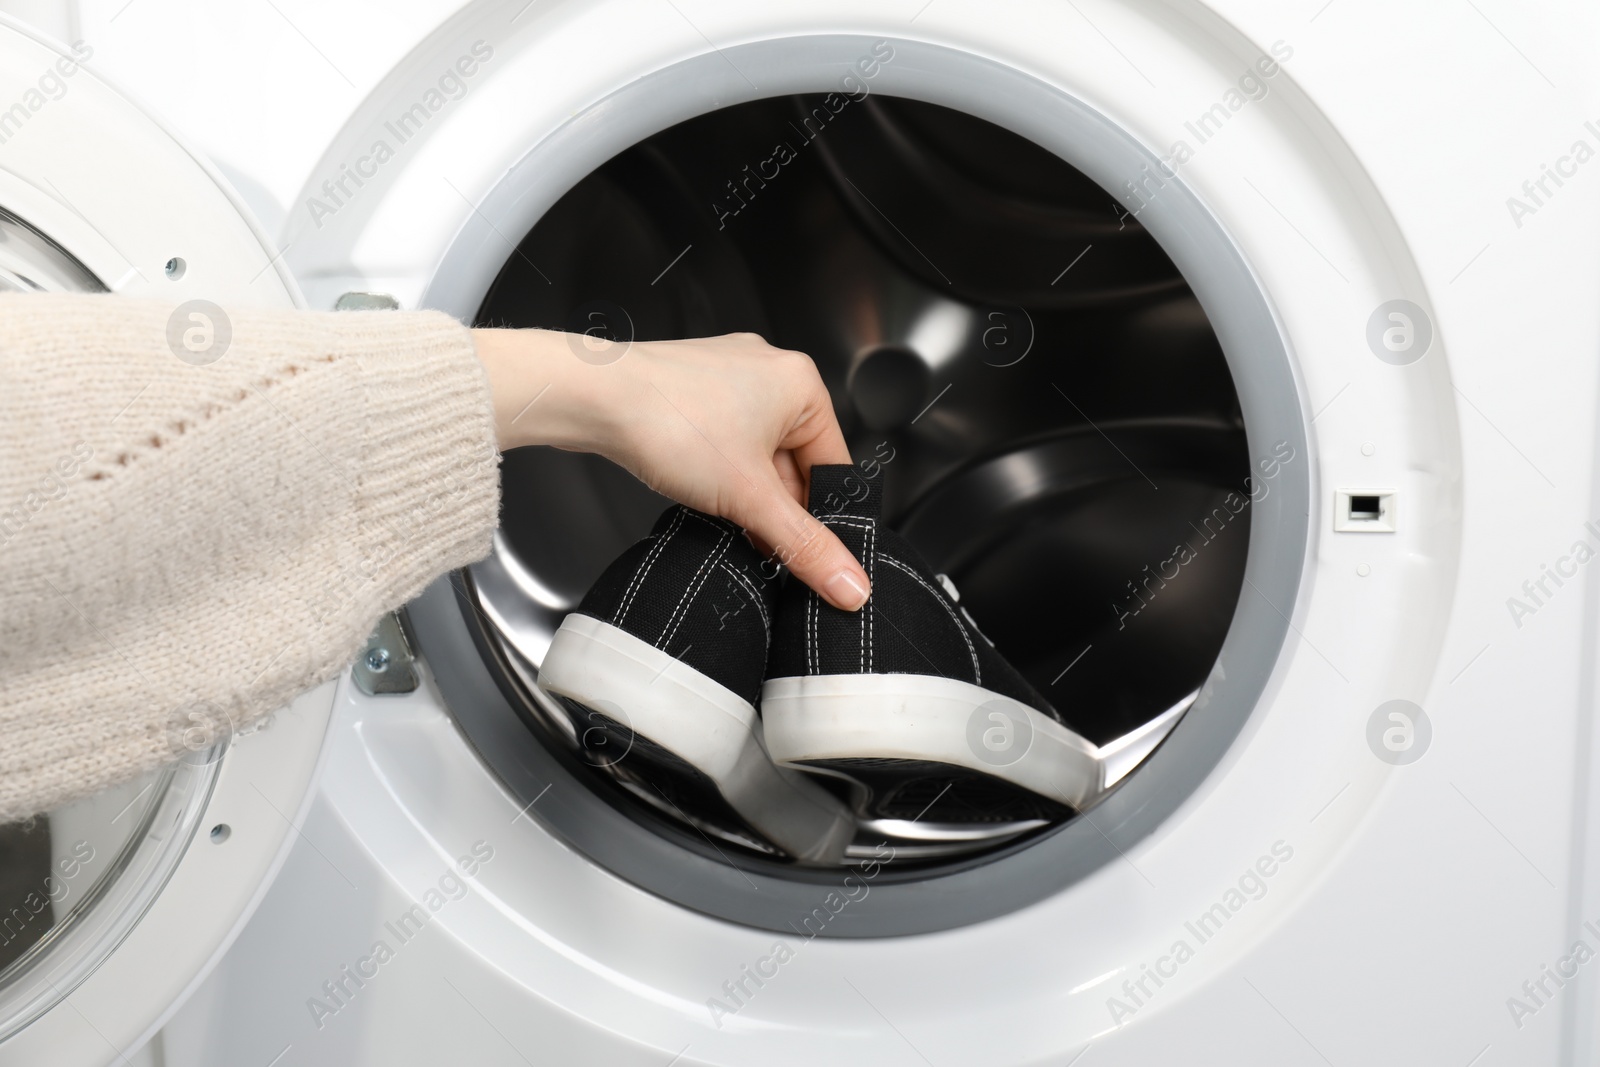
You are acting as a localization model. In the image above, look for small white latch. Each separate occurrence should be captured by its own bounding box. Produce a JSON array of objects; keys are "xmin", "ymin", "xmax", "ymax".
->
[{"xmin": 1334, "ymin": 489, "xmax": 1396, "ymax": 533}]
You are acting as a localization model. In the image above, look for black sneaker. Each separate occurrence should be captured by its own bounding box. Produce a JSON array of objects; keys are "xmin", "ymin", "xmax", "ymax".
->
[
  {"xmin": 538, "ymin": 505, "xmax": 854, "ymax": 863},
  {"xmin": 761, "ymin": 465, "xmax": 1104, "ymax": 814}
]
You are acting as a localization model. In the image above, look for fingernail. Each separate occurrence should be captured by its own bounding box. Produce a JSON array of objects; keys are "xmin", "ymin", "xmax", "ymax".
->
[{"xmin": 824, "ymin": 569, "xmax": 871, "ymax": 611}]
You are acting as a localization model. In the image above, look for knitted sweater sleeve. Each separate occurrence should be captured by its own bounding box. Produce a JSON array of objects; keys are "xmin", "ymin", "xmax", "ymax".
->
[{"xmin": 0, "ymin": 293, "xmax": 501, "ymax": 821}]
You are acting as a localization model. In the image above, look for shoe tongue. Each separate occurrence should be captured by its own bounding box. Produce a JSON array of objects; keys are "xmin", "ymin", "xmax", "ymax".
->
[{"xmin": 807, "ymin": 463, "xmax": 883, "ymax": 520}]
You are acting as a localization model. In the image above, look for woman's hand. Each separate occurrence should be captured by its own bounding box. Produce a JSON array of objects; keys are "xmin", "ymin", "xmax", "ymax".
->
[{"xmin": 473, "ymin": 328, "xmax": 871, "ymax": 611}]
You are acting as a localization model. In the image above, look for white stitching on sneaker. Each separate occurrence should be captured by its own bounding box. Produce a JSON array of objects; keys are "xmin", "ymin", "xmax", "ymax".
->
[
  {"xmin": 859, "ymin": 580, "xmax": 865, "ymax": 672},
  {"xmin": 879, "ymin": 555, "xmax": 980, "ymax": 684},
  {"xmin": 819, "ymin": 515, "xmax": 876, "ymax": 672},
  {"xmin": 864, "ymin": 522, "xmax": 875, "ymax": 672},
  {"xmin": 616, "ymin": 508, "xmax": 686, "ymax": 626},
  {"xmin": 810, "ymin": 509, "xmax": 881, "ymax": 671},
  {"xmin": 683, "ymin": 510, "xmax": 731, "ymax": 536},
  {"xmin": 808, "ymin": 588, "xmax": 817, "ymax": 675},
  {"xmin": 856, "ymin": 528, "xmax": 867, "ymax": 672},
  {"xmin": 660, "ymin": 529, "xmax": 733, "ymax": 648},
  {"xmin": 719, "ymin": 561, "xmax": 770, "ymax": 636}
]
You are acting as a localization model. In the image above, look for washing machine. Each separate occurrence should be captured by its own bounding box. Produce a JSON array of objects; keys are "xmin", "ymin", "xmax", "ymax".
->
[{"xmin": 2, "ymin": 0, "xmax": 1597, "ymax": 1064}]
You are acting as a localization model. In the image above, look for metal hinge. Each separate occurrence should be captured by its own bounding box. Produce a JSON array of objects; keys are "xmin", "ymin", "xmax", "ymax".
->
[
  {"xmin": 334, "ymin": 291, "xmax": 400, "ymax": 311},
  {"xmin": 352, "ymin": 611, "xmax": 420, "ymax": 695}
]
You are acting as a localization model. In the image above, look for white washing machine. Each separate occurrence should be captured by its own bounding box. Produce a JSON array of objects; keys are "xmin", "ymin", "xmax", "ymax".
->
[{"xmin": 2, "ymin": 1, "xmax": 1598, "ymax": 1065}]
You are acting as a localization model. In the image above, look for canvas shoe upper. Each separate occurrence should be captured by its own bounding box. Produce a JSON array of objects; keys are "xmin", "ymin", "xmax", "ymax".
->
[
  {"xmin": 762, "ymin": 464, "xmax": 1105, "ymax": 817},
  {"xmin": 538, "ymin": 505, "xmax": 853, "ymax": 863}
]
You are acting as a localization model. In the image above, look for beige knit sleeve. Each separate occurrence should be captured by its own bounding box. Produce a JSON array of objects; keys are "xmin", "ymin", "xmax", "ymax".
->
[{"xmin": 0, "ymin": 293, "xmax": 501, "ymax": 821}]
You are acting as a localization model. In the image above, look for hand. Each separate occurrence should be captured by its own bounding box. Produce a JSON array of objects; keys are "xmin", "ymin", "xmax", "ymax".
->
[{"xmin": 473, "ymin": 328, "xmax": 872, "ymax": 610}]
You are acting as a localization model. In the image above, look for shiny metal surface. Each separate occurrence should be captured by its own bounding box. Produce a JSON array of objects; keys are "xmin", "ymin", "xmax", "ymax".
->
[
  {"xmin": 466, "ymin": 96, "xmax": 1249, "ymax": 866},
  {"xmin": 0, "ymin": 209, "xmax": 103, "ymax": 294}
]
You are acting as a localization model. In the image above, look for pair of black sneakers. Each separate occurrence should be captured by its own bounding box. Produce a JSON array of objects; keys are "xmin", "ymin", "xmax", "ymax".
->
[{"xmin": 537, "ymin": 464, "xmax": 1103, "ymax": 863}]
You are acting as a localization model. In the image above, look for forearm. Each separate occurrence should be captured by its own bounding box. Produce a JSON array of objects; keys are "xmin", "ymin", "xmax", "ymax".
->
[
  {"xmin": 0, "ymin": 294, "xmax": 500, "ymax": 820},
  {"xmin": 472, "ymin": 327, "xmax": 638, "ymax": 453}
]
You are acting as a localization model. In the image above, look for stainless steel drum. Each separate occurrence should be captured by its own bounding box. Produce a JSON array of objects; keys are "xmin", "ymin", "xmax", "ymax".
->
[{"xmin": 458, "ymin": 95, "xmax": 1249, "ymax": 869}]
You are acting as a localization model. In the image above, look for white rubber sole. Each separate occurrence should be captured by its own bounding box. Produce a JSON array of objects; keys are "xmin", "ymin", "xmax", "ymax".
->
[
  {"xmin": 537, "ymin": 615, "xmax": 854, "ymax": 863},
  {"xmin": 761, "ymin": 673, "xmax": 1105, "ymax": 810}
]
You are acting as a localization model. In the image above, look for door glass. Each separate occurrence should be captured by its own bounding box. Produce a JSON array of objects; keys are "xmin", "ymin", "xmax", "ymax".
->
[{"xmin": 0, "ymin": 207, "xmax": 224, "ymax": 1039}]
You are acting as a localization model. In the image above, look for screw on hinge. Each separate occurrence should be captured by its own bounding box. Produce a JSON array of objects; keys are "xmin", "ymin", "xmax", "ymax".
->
[{"xmin": 352, "ymin": 612, "xmax": 418, "ymax": 695}]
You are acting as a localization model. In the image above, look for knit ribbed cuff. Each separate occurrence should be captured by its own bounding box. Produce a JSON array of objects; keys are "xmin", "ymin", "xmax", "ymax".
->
[{"xmin": 342, "ymin": 308, "xmax": 501, "ymax": 610}]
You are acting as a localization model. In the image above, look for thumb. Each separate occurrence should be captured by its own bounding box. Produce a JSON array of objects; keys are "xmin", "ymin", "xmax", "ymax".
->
[{"xmin": 736, "ymin": 478, "xmax": 871, "ymax": 611}]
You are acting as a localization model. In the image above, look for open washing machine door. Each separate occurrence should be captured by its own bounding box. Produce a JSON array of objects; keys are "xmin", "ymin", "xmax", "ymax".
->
[{"xmin": 0, "ymin": 18, "xmax": 332, "ymax": 1067}]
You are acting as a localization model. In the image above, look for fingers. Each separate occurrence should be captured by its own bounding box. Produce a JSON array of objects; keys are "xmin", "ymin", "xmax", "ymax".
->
[
  {"xmin": 781, "ymin": 381, "xmax": 851, "ymax": 473},
  {"xmin": 772, "ymin": 447, "xmax": 805, "ymax": 507},
  {"xmin": 617, "ymin": 334, "xmax": 869, "ymax": 608},
  {"xmin": 776, "ymin": 369, "xmax": 850, "ymax": 519},
  {"xmin": 734, "ymin": 477, "xmax": 872, "ymax": 611}
]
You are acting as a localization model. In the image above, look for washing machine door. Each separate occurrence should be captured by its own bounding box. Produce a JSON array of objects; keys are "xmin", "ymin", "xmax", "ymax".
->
[{"xmin": 0, "ymin": 17, "xmax": 330, "ymax": 1067}]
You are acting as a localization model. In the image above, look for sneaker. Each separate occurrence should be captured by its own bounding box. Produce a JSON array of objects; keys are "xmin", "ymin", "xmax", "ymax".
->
[
  {"xmin": 538, "ymin": 506, "xmax": 855, "ymax": 864},
  {"xmin": 761, "ymin": 464, "xmax": 1105, "ymax": 815}
]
